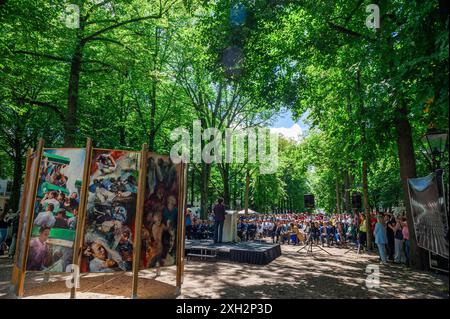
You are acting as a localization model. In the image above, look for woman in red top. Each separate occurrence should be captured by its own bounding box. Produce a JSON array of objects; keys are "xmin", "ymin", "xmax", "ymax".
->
[{"xmin": 370, "ymin": 212, "xmax": 377, "ymax": 234}]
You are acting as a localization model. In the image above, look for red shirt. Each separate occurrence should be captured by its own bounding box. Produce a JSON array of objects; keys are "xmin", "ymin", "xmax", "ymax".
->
[{"xmin": 370, "ymin": 217, "xmax": 377, "ymax": 232}]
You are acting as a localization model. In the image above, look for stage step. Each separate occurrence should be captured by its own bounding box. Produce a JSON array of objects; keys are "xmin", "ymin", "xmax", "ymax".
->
[{"xmin": 186, "ymin": 247, "xmax": 217, "ymax": 261}]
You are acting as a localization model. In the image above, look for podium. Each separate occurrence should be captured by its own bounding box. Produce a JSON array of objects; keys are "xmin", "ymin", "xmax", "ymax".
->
[{"xmin": 222, "ymin": 210, "xmax": 238, "ymax": 242}]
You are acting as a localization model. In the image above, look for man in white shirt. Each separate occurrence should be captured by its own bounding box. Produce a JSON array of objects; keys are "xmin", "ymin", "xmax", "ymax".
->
[
  {"xmin": 27, "ymin": 226, "xmax": 51, "ymax": 270},
  {"xmin": 40, "ymin": 191, "xmax": 60, "ymax": 212},
  {"xmin": 87, "ymin": 242, "xmax": 116, "ymax": 272}
]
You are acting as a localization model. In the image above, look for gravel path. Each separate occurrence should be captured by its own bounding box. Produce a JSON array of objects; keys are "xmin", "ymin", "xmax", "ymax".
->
[{"xmin": 0, "ymin": 242, "xmax": 448, "ymax": 299}]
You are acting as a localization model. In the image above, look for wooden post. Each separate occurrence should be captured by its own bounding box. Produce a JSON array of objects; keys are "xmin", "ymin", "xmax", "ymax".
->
[
  {"xmin": 131, "ymin": 144, "xmax": 147, "ymax": 299},
  {"xmin": 175, "ymin": 163, "xmax": 183, "ymax": 290},
  {"xmin": 16, "ymin": 139, "xmax": 44, "ymax": 297},
  {"xmin": 176, "ymin": 162, "xmax": 187, "ymax": 292},
  {"xmin": 70, "ymin": 138, "xmax": 93, "ymax": 299},
  {"xmin": 180, "ymin": 163, "xmax": 188, "ymax": 285},
  {"xmin": 11, "ymin": 149, "xmax": 33, "ymax": 287}
]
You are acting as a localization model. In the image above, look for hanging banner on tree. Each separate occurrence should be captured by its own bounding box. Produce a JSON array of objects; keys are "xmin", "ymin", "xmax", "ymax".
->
[
  {"xmin": 141, "ymin": 154, "xmax": 181, "ymax": 269},
  {"xmin": 408, "ymin": 174, "xmax": 449, "ymax": 258},
  {"xmin": 26, "ymin": 149, "xmax": 86, "ymax": 272},
  {"xmin": 81, "ymin": 149, "xmax": 140, "ymax": 272}
]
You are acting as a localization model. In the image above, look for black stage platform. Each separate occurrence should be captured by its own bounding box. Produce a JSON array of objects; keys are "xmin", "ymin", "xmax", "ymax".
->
[{"xmin": 185, "ymin": 240, "xmax": 282, "ymax": 265}]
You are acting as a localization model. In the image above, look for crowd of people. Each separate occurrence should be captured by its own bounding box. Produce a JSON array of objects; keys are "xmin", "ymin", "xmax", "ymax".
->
[
  {"xmin": 185, "ymin": 208, "xmax": 411, "ymax": 267},
  {"xmin": 0, "ymin": 208, "xmax": 20, "ymax": 258},
  {"xmin": 235, "ymin": 212, "xmax": 359, "ymax": 246},
  {"xmin": 185, "ymin": 218, "xmax": 215, "ymax": 240},
  {"xmin": 185, "ymin": 198, "xmax": 226, "ymax": 242}
]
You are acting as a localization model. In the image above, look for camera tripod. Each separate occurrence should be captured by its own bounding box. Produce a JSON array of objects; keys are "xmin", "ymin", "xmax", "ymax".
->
[
  {"xmin": 344, "ymin": 242, "xmax": 362, "ymax": 255},
  {"xmin": 297, "ymin": 238, "xmax": 332, "ymax": 256}
]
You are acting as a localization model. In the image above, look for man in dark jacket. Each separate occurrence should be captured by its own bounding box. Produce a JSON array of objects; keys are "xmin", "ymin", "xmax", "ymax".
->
[
  {"xmin": 385, "ymin": 213, "xmax": 396, "ymax": 261},
  {"xmin": 213, "ymin": 198, "xmax": 226, "ymax": 243}
]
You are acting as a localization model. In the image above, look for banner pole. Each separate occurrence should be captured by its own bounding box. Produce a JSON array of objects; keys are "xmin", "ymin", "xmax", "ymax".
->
[
  {"xmin": 11, "ymin": 148, "xmax": 33, "ymax": 287},
  {"xmin": 131, "ymin": 143, "xmax": 147, "ymax": 299},
  {"xmin": 17, "ymin": 138, "xmax": 44, "ymax": 297},
  {"xmin": 180, "ymin": 163, "xmax": 188, "ymax": 285},
  {"xmin": 176, "ymin": 162, "xmax": 187, "ymax": 292},
  {"xmin": 70, "ymin": 138, "xmax": 93, "ymax": 299},
  {"xmin": 175, "ymin": 163, "xmax": 182, "ymax": 290}
]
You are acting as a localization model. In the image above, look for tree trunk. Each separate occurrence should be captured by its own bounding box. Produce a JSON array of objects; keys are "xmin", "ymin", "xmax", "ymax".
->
[
  {"xmin": 119, "ymin": 126, "xmax": 126, "ymax": 146},
  {"xmin": 65, "ymin": 40, "xmax": 83, "ymax": 147},
  {"xmin": 9, "ymin": 136, "xmax": 23, "ymax": 212},
  {"xmin": 336, "ymin": 178, "xmax": 341, "ymax": 215},
  {"xmin": 149, "ymin": 26, "xmax": 159, "ymax": 152},
  {"xmin": 190, "ymin": 165, "xmax": 195, "ymax": 206},
  {"xmin": 149, "ymin": 81, "xmax": 157, "ymax": 151},
  {"xmin": 395, "ymin": 104, "xmax": 427, "ymax": 270},
  {"xmin": 119, "ymin": 95, "xmax": 126, "ymax": 145},
  {"xmin": 244, "ymin": 169, "xmax": 250, "ymax": 213},
  {"xmin": 222, "ymin": 165, "xmax": 230, "ymax": 208},
  {"xmin": 362, "ymin": 161, "xmax": 373, "ymax": 249},
  {"xmin": 344, "ymin": 171, "xmax": 351, "ymax": 213},
  {"xmin": 232, "ymin": 171, "xmax": 237, "ymax": 209}
]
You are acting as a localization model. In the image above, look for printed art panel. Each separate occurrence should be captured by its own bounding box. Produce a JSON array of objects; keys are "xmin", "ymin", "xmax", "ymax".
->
[
  {"xmin": 81, "ymin": 149, "xmax": 140, "ymax": 272},
  {"xmin": 26, "ymin": 149, "xmax": 86, "ymax": 272},
  {"xmin": 141, "ymin": 154, "xmax": 180, "ymax": 269}
]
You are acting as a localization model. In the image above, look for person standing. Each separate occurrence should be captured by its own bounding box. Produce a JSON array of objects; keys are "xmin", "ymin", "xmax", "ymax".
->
[
  {"xmin": 392, "ymin": 216, "xmax": 405, "ymax": 263},
  {"xmin": 358, "ymin": 214, "xmax": 367, "ymax": 251},
  {"xmin": 5, "ymin": 209, "xmax": 15, "ymax": 242},
  {"xmin": 374, "ymin": 215, "xmax": 388, "ymax": 264},
  {"xmin": 185, "ymin": 209, "xmax": 193, "ymax": 239},
  {"xmin": 8, "ymin": 211, "xmax": 20, "ymax": 259},
  {"xmin": 270, "ymin": 221, "xmax": 278, "ymax": 243},
  {"xmin": 385, "ymin": 213, "xmax": 396, "ymax": 261},
  {"xmin": 401, "ymin": 217, "xmax": 410, "ymax": 266},
  {"xmin": 0, "ymin": 212, "xmax": 8, "ymax": 255},
  {"xmin": 213, "ymin": 198, "xmax": 226, "ymax": 243}
]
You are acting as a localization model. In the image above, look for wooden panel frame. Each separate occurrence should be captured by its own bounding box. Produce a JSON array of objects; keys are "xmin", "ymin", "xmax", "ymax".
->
[
  {"xmin": 176, "ymin": 162, "xmax": 187, "ymax": 291},
  {"xmin": 11, "ymin": 148, "xmax": 33, "ymax": 287},
  {"xmin": 70, "ymin": 138, "xmax": 93, "ymax": 298},
  {"xmin": 15, "ymin": 138, "xmax": 44, "ymax": 297},
  {"xmin": 131, "ymin": 144, "xmax": 148, "ymax": 299},
  {"xmin": 11, "ymin": 142, "xmax": 188, "ymax": 299}
]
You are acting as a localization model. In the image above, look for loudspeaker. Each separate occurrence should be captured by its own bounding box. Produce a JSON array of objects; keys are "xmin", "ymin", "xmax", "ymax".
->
[
  {"xmin": 304, "ymin": 194, "xmax": 315, "ymax": 208},
  {"xmin": 352, "ymin": 193, "xmax": 362, "ymax": 209},
  {"xmin": 429, "ymin": 252, "xmax": 449, "ymax": 273}
]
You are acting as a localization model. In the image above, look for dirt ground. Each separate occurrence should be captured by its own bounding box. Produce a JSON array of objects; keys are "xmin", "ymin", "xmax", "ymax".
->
[{"xmin": 0, "ymin": 242, "xmax": 448, "ymax": 299}]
